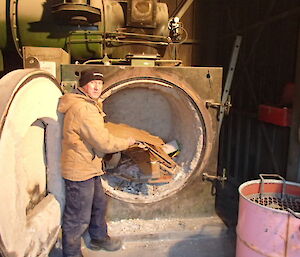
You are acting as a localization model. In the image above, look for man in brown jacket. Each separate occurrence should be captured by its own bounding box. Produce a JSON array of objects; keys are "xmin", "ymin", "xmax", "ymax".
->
[{"xmin": 58, "ymin": 69, "xmax": 135, "ymax": 257}]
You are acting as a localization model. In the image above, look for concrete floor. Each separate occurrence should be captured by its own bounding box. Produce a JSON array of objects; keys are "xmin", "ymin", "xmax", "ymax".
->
[{"xmin": 50, "ymin": 216, "xmax": 236, "ymax": 257}]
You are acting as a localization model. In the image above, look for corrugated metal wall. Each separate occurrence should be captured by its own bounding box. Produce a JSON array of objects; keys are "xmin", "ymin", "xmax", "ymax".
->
[
  {"xmin": 194, "ymin": 0, "xmax": 300, "ymax": 225},
  {"xmin": 160, "ymin": 0, "xmax": 300, "ymax": 225}
]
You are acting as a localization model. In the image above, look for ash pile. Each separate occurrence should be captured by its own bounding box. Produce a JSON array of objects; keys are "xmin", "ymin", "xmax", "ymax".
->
[{"xmin": 103, "ymin": 122, "xmax": 180, "ymax": 195}]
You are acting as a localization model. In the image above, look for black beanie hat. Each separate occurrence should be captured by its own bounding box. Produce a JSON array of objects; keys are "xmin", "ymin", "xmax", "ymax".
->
[{"xmin": 79, "ymin": 69, "xmax": 104, "ymax": 87}]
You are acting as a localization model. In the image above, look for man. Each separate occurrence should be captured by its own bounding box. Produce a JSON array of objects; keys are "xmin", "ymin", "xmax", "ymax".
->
[{"xmin": 58, "ymin": 69, "xmax": 135, "ymax": 257}]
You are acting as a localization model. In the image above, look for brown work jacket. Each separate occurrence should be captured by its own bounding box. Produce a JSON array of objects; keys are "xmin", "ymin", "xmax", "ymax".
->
[{"xmin": 58, "ymin": 88, "xmax": 130, "ymax": 181}]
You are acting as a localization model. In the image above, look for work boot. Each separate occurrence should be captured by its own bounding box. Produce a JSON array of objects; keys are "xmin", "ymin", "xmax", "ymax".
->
[{"xmin": 89, "ymin": 236, "xmax": 122, "ymax": 251}]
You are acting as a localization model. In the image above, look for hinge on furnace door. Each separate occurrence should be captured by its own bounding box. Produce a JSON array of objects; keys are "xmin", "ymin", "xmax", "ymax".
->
[
  {"xmin": 202, "ymin": 169, "xmax": 227, "ymax": 196},
  {"xmin": 205, "ymin": 96, "xmax": 232, "ymax": 119}
]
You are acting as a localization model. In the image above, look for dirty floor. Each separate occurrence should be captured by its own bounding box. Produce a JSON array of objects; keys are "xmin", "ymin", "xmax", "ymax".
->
[{"xmin": 50, "ymin": 216, "xmax": 236, "ymax": 257}]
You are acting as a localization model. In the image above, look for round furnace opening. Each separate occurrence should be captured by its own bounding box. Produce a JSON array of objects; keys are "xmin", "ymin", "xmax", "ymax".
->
[{"xmin": 101, "ymin": 77, "xmax": 207, "ymax": 203}]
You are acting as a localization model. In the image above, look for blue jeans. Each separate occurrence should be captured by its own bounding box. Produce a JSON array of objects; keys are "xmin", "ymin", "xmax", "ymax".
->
[{"xmin": 62, "ymin": 176, "xmax": 108, "ymax": 257}]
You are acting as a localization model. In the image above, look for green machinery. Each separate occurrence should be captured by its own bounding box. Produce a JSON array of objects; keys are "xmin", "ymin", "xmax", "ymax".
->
[
  {"xmin": 0, "ymin": 1, "xmax": 224, "ymax": 256},
  {"xmin": 0, "ymin": 0, "xmax": 183, "ymax": 70}
]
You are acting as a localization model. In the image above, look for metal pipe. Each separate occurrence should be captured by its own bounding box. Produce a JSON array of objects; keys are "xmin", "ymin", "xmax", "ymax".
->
[
  {"xmin": 71, "ymin": 31, "xmax": 169, "ymax": 40},
  {"xmin": 111, "ymin": 32, "xmax": 168, "ymax": 40},
  {"xmin": 68, "ymin": 38, "xmax": 169, "ymax": 46},
  {"xmin": 170, "ymin": 0, "xmax": 195, "ymax": 19}
]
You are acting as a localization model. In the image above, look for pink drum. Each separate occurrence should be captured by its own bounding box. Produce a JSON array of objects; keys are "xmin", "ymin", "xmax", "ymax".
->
[{"xmin": 236, "ymin": 174, "xmax": 300, "ymax": 257}]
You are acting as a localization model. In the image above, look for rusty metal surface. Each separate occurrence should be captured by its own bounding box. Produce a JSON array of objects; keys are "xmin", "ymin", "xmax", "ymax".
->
[{"xmin": 61, "ymin": 64, "xmax": 222, "ymax": 218}]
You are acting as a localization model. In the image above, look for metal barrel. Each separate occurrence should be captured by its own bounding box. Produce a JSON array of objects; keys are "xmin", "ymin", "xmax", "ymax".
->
[{"xmin": 236, "ymin": 176, "xmax": 300, "ymax": 257}]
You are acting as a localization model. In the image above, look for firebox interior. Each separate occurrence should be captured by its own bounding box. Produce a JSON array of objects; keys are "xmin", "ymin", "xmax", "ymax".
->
[{"xmin": 101, "ymin": 79, "xmax": 206, "ymax": 203}]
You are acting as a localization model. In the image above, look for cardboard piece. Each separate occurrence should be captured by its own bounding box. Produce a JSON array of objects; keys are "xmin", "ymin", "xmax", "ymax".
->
[{"xmin": 105, "ymin": 122, "xmax": 179, "ymax": 183}]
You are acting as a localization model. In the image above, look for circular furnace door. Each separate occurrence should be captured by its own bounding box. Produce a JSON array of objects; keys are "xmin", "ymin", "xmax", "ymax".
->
[
  {"xmin": 0, "ymin": 69, "xmax": 64, "ymax": 257},
  {"xmin": 101, "ymin": 76, "xmax": 213, "ymax": 203}
]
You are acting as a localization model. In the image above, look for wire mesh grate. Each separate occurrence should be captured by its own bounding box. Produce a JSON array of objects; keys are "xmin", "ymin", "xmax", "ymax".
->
[{"xmin": 247, "ymin": 193, "xmax": 300, "ymax": 212}]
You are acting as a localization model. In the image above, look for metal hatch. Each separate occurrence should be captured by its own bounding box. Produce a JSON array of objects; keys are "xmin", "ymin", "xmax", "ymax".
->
[{"xmin": 0, "ymin": 70, "xmax": 64, "ymax": 257}]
